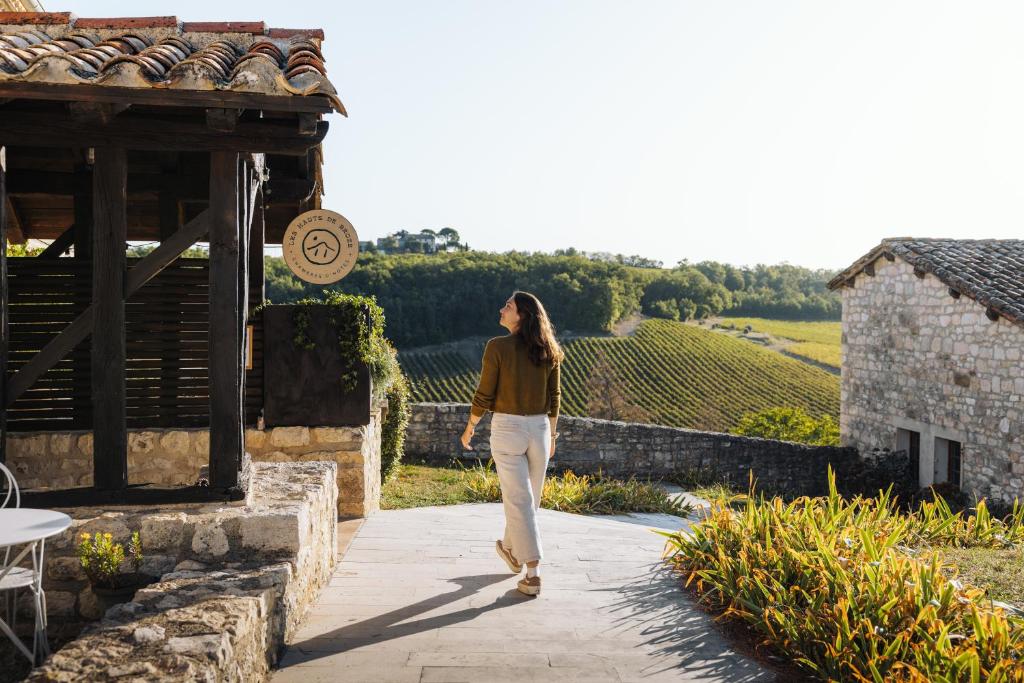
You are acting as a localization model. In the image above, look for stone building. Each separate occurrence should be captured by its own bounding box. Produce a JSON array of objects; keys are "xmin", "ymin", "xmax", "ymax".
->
[{"xmin": 829, "ymin": 239, "xmax": 1023, "ymax": 504}]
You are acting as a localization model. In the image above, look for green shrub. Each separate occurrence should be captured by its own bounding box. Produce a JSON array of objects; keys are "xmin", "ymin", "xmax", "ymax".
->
[
  {"xmin": 661, "ymin": 471, "xmax": 1024, "ymax": 681},
  {"xmin": 647, "ymin": 299, "xmax": 680, "ymax": 320},
  {"xmin": 732, "ymin": 406, "xmax": 840, "ymax": 446},
  {"xmin": 381, "ymin": 358, "xmax": 411, "ymax": 481}
]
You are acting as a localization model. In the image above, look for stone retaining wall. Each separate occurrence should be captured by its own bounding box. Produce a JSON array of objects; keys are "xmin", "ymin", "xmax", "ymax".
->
[
  {"xmin": 5, "ymin": 399, "xmax": 383, "ymax": 517},
  {"xmin": 28, "ymin": 461, "xmax": 337, "ymax": 682},
  {"xmin": 406, "ymin": 402, "xmax": 907, "ymax": 498}
]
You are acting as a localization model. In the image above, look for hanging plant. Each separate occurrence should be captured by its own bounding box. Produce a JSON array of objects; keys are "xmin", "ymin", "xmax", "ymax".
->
[{"xmin": 290, "ymin": 291, "xmax": 400, "ymax": 398}]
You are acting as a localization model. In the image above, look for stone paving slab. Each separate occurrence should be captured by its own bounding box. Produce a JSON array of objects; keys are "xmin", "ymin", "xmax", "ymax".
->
[{"xmin": 272, "ymin": 503, "xmax": 778, "ymax": 682}]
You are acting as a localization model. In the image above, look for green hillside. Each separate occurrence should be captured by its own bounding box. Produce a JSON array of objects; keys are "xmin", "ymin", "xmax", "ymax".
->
[
  {"xmin": 399, "ymin": 318, "xmax": 839, "ymax": 433},
  {"xmin": 718, "ymin": 317, "xmax": 842, "ymax": 368}
]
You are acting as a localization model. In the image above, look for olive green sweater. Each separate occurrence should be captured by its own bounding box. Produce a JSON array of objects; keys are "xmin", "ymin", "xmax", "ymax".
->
[{"xmin": 470, "ymin": 334, "xmax": 561, "ymax": 419}]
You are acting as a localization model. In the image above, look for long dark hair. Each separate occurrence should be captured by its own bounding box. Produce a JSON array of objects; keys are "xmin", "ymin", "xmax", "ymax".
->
[{"xmin": 512, "ymin": 291, "xmax": 564, "ymax": 366}]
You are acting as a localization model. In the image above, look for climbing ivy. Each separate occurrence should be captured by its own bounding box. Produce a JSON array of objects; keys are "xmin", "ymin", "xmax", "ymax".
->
[
  {"xmin": 292, "ymin": 291, "xmax": 398, "ymax": 397},
  {"xmin": 287, "ymin": 291, "xmax": 412, "ymax": 476}
]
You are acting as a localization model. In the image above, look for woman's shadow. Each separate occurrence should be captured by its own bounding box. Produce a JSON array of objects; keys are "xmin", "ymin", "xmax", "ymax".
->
[{"xmin": 281, "ymin": 573, "xmax": 521, "ymax": 665}]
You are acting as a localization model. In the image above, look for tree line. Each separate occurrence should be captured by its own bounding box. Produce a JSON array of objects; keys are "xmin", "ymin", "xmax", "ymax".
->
[{"xmin": 265, "ymin": 251, "xmax": 840, "ymax": 347}]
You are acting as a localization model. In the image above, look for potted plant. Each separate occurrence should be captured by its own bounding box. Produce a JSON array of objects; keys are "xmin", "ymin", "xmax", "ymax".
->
[{"xmin": 77, "ymin": 531, "xmax": 153, "ymax": 614}]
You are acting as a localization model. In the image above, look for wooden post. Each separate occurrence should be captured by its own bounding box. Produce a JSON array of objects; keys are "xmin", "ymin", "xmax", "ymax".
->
[
  {"xmin": 72, "ymin": 164, "xmax": 93, "ymax": 429},
  {"xmin": 208, "ymin": 151, "xmax": 242, "ymax": 490},
  {"xmin": 1, "ymin": 147, "xmax": 8, "ymax": 465},
  {"xmin": 91, "ymin": 147, "xmax": 128, "ymax": 490},
  {"xmin": 249, "ymin": 184, "xmax": 265, "ymax": 308},
  {"xmin": 158, "ymin": 154, "xmax": 180, "ymax": 424},
  {"xmin": 236, "ymin": 158, "xmax": 250, "ymax": 448}
]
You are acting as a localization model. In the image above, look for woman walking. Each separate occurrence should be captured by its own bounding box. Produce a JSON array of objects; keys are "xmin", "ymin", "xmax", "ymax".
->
[{"xmin": 461, "ymin": 291, "xmax": 562, "ymax": 596}]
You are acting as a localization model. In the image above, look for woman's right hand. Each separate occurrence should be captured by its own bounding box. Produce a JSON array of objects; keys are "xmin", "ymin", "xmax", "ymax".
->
[{"xmin": 460, "ymin": 423, "xmax": 475, "ymax": 451}]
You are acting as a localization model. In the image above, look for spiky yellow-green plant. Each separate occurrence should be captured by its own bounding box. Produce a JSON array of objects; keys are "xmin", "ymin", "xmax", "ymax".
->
[{"xmin": 660, "ymin": 471, "xmax": 1024, "ymax": 682}]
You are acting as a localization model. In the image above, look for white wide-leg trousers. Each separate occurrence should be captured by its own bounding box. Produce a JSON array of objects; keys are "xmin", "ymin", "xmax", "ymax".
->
[{"xmin": 489, "ymin": 412, "xmax": 551, "ymax": 564}]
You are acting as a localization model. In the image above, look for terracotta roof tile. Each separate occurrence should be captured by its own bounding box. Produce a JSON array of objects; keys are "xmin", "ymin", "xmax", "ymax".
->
[
  {"xmin": 0, "ymin": 12, "xmax": 73, "ymax": 25},
  {"xmin": 74, "ymin": 16, "xmax": 177, "ymax": 29},
  {"xmin": 0, "ymin": 12, "xmax": 344, "ymax": 113},
  {"xmin": 829, "ymin": 238, "xmax": 1024, "ymax": 327},
  {"xmin": 181, "ymin": 21, "xmax": 267, "ymax": 34},
  {"xmin": 267, "ymin": 28, "xmax": 325, "ymax": 40}
]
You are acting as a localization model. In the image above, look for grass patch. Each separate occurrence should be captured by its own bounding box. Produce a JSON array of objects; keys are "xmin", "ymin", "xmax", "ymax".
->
[
  {"xmin": 937, "ymin": 547, "xmax": 1024, "ymax": 606},
  {"xmin": 661, "ymin": 472, "xmax": 1024, "ymax": 681},
  {"xmin": 381, "ymin": 461, "xmax": 477, "ymax": 509},
  {"xmin": 719, "ymin": 317, "xmax": 841, "ymax": 346},
  {"xmin": 787, "ymin": 341, "xmax": 841, "ymax": 368},
  {"xmin": 382, "ymin": 459, "xmax": 691, "ymax": 516}
]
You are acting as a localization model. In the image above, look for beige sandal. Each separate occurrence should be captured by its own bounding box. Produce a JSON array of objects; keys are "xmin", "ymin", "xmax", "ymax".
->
[
  {"xmin": 495, "ymin": 540, "xmax": 522, "ymax": 573},
  {"xmin": 517, "ymin": 576, "xmax": 541, "ymax": 596}
]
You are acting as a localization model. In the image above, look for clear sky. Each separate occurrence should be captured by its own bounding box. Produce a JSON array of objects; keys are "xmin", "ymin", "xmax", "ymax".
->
[{"xmin": 62, "ymin": 1, "xmax": 1024, "ymax": 269}]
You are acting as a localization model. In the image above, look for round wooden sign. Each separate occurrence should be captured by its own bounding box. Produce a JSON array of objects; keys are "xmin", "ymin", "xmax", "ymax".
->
[{"xmin": 282, "ymin": 210, "xmax": 359, "ymax": 284}]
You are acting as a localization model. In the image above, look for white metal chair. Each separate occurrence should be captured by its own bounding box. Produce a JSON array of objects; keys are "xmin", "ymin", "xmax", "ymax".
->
[
  {"xmin": 0, "ymin": 462, "xmax": 49, "ymax": 664},
  {"xmin": 0, "ymin": 462, "xmax": 18, "ymax": 509}
]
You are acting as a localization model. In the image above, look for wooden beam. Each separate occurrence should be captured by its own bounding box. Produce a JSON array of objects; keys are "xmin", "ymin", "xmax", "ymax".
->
[
  {"xmin": 883, "ymin": 251, "xmax": 895, "ymax": 262},
  {"xmin": 863, "ymin": 262, "xmax": 875, "ymax": 277},
  {"xmin": 4, "ymin": 210, "xmax": 210, "ymax": 408},
  {"xmin": 298, "ymin": 113, "xmax": 319, "ymax": 136},
  {"xmin": 69, "ymin": 101, "xmax": 129, "ymax": 125},
  {"xmin": 986, "ymin": 307, "xmax": 1000, "ymax": 322},
  {"xmin": 208, "ymin": 151, "xmax": 243, "ymax": 491},
  {"xmin": 264, "ymin": 177, "xmax": 316, "ymax": 204},
  {"xmin": 126, "ymin": 210, "xmax": 210, "ymax": 292},
  {"xmin": 73, "ymin": 165, "xmax": 92, "ymax": 261},
  {"xmin": 206, "ymin": 108, "xmax": 240, "ymax": 133},
  {"xmin": 38, "ymin": 224, "xmax": 76, "ymax": 259},
  {"xmin": 4, "ymin": 196, "xmax": 24, "ymax": 244},
  {"xmin": 0, "ymin": 112, "xmax": 328, "ymax": 156},
  {"xmin": 158, "ymin": 154, "xmax": 180, "ymax": 241},
  {"xmin": 1, "ymin": 147, "xmax": 8, "ymax": 465},
  {"xmin": 914, "ymin": 267, "xmax": 927, "ymax": 279},
  {"xmin": 949, "ymin": 288, "xmax": 961, "ymax": 299},
  {"xmin": 0, "ymin": 81, "xmax": 335, "ymax": 114},
  {"xmin": 91, "ymin": 146, "xmax": 128, "ymax": 490},
  {"xmin": 7, "ymin": 170, "xmax": 313, "ymax": 202}
]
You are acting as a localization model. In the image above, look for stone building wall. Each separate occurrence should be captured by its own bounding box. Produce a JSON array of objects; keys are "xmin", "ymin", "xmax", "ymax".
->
[
  {"xmin": 404, "ymin": 403, "xmax": 899, "ymax": 498},
  {"xmin": 4, "ymin": 400, "xmax": 384, "ymax": 517},
  {"xmin": 840, "ymin": 258, "xmax": 1024, "ymax": 504}
]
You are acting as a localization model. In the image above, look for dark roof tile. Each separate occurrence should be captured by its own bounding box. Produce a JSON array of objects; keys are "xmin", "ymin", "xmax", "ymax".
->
[{"xmin": 829, "ymin": 238, "xmax": 1024, "ymax": 327}]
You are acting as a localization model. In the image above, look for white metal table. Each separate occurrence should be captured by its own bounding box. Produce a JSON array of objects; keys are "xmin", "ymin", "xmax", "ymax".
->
[{"xmin": 0, "ymin": 508, "xmax": 72, "ymax": 665}]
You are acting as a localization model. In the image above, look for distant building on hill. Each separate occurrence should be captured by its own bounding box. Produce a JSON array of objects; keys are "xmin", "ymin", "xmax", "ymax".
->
[
  {"xmin": 372, "ymin": 228, "xmax": 465, "ymax": 255},
  {"xmin": 829, "ymin": 239, "xmax": 1024, "ymax": 504}
]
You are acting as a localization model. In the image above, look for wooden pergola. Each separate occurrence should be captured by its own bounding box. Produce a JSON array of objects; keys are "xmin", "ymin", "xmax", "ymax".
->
[{"xmin": 0, "ymin": 13, "xmax": 344, "ymax": 502}]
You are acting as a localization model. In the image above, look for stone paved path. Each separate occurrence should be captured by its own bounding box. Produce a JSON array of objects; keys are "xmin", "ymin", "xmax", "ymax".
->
[{"xmin": 272, "ymin": 503, "xmax": 777, "ymax": 682}]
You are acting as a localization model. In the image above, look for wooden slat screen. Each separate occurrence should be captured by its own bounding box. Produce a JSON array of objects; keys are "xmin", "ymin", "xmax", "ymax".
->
[{"xmin": 6, "ymin": 257, "xmax": 263, "ymax": 431}]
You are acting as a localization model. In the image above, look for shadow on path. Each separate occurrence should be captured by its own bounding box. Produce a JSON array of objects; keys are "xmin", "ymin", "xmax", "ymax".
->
[
  {"xmin": 598, "ymin": 561, "xmax": 784, "ymax": 682},
  {"xmin": 282, "ymin": 573, "xmax": 520, "ymax": 666}
]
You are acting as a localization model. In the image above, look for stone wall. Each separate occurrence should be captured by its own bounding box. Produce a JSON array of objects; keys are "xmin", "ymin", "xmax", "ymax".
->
[
  {"xmin": 27, "ymin": 461, "xmax": 337, "ymax": 682},
  {"xmin": 405, "ymin": 403, "xmax": 895, "ymax": 498},
  {"xmin": 4, "ymin": 399, "xmax": 384, "ymax": 517},
  {"xmin": 840, "ymin": 258, "xmax": 1024, "ymax": 504}
]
